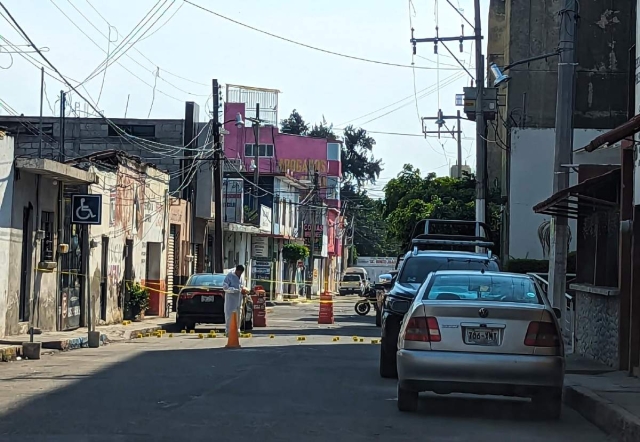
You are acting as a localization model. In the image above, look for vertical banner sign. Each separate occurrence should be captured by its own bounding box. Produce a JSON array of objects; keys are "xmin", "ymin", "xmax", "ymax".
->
[
  {"xmin": 303, "ymin": 223, "xmax": 323, "ymax": 255},
  {"xmin": 223, "ymin": 178, "xmax": 244, "ymax": 223}
]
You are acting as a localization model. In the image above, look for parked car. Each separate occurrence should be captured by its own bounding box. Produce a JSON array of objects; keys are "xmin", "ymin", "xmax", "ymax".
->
[
  {"xmin": 176, "ymin": 273, "xmax": 253, "ymax": 331},
  {"xmin": 339, "ymin": 274, "xmax": 365, "ymax": 296},
  {"xmin": 379, "ymin": 219, "xmax": 500, "ymax": 379},
  {"xmin": 395, "ymin": 270, "xmax": 565, "ymax": 419}
]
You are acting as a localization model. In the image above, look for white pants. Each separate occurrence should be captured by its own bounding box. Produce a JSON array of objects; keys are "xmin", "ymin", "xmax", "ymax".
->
[{"xmin": 224, "ymin": 293, "xmax": 242, "ymax": 335}]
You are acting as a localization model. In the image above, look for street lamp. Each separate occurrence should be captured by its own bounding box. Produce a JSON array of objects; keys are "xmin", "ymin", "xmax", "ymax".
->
[{"xmin": 488, "ymin": 50, "xmax": 560, "ymax": 88}]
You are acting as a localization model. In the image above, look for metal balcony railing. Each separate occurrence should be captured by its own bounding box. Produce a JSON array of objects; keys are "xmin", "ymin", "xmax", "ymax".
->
[{"xmin": 527, "ymin": 272, "xmax": 576, "ymax": 354}]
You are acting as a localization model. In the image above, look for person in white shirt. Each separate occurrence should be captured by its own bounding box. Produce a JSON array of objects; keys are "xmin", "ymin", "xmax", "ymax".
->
[{"xmin": 222, "ymin": 265, "xmax": 246, "ymax": 335}]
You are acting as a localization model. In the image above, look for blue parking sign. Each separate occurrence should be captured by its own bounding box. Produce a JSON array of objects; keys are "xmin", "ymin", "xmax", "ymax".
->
[{"xmin": 71, "ymin": 194, "xmax": 102, "ymax": 225}]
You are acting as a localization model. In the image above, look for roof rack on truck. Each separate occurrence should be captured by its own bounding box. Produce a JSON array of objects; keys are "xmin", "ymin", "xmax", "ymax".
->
[{"xmin": 408, "ymin": 219, "xmax": 495, "ymax": 253}]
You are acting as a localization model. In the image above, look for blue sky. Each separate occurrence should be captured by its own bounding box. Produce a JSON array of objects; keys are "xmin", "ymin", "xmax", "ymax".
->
[{"xmin": 0, "ymin": 0, "xmax": 489, "ymax": 196}]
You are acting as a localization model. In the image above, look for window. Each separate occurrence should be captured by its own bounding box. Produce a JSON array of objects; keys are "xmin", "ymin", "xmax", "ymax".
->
[
  {"xmin": 326, "ymin": 176, "xmax": 340, "ymax": 200},
  {"xmin": 108, "ymin": 124, "xmax": 155, "ymax": 138},
  {"xmin": 397, "ymin": 257, "xmax": 499, "ymax": 286},
  {"xmin": 327, "ymin": 142, "xmax": 341, "ymax": 161},
  {"xmin": 244, "ymin": 144, "xmax": 274, "ymax": 157},
  {"xmin": 187, "ymin": 274, "xmax": 226, "ymax": 286},
  {"xmin": 41, "ymin": 211, "xmax": 54, "ymax": 262},
  {"xmin": 422, "ymin": 274, "xmax": 541, "ymax": 304},
  {"xmin": 342, "ymin": 274, "xmax": 362, "ymax": 282}
]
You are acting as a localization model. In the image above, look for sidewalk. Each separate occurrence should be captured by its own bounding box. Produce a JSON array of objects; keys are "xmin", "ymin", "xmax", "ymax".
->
[
  {"xmin": 0, "ymin": 314, "xmax": 176, "ymax": 361},
  {"xmin": 565, "ymin": 354, "xmax": 640, "ymax": 442}
]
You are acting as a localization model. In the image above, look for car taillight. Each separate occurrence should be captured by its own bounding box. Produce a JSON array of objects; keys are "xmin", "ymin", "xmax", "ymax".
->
[
  {"xmin": 405, "ymin": 316, "xmax": 441, "ymax": 342},
  {"xmin": 179, "ymin": 293, "xmax": 194, "ymax": 300},
  {"xmin": 524, "ymin": 321, "xmax": 559, "ymax": 347}
]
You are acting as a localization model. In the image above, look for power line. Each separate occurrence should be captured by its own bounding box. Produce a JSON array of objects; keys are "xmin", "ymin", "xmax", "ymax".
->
[{"xmin": 183, "ymin": 0, "xmax": 464, "ymax": 71}]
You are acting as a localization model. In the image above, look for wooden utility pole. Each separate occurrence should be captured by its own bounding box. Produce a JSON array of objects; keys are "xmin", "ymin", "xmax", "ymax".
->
[
  {"xmin": 307, "ymin": 171, "xmax": 320, "ymax": 299},
  {"xmin": 212, "ymin": 79, "xmax": 224, "ymax": 274}
]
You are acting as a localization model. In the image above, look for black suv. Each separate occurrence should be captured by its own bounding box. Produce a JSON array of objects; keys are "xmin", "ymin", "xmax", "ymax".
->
[{"xmin": 379, "ymin": 219, "xmax": 500, "ymax": 378}]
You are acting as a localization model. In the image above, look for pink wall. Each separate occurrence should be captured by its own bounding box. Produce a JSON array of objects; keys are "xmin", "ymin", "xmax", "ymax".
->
[
  {"xmin": 224, "ymin": 103, "xmax": 341, "ymax": 179},
  {"xmin": 224, "ymin": 102, "xmax": 342, "ymax": 255}
]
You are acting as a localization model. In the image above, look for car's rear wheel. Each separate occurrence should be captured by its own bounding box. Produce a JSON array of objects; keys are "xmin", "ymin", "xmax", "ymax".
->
[
  {"xmin": 379, "ymin": 340, "xmax": 398, "ymax": 378},
  {"xmin": 397, "ymin": 385, "xmax": 418, "ymax": 412},
  {"xmin": 532, "ymin": 388, "xmax": 562, "ymax": 420}
]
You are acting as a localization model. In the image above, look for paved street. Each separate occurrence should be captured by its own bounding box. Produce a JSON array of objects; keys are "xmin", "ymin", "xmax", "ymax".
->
[{"xmin": 0, "ymin": 298, "xmax": 616, "ymax": 441}]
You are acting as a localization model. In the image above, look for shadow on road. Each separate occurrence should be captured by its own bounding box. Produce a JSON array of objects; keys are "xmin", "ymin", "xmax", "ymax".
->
[{"xmin": 0, "ymin": 340, "xmax": 607, "ymax": 441}]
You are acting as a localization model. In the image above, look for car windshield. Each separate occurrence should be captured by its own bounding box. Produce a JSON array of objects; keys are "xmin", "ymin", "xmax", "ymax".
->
[
  {"xmin": 187, "ymin": 274, "xmax": 226, "ymax": 287},
  {"xmin": 343, "ymin": 275, "xmax": 361, "ymax": 282},
  {"xmin": 398, "ymin": 257, "xmax": 499, "ymax": 284},
  {"xmin": 423, "ymin": 274, "xmax": 541, "ymax": 304}
]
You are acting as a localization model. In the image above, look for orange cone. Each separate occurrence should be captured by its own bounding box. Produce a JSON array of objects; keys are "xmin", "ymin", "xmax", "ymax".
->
[{"xmin": 225, "ymin": 311, "xmax": 241, "ymax": 349}]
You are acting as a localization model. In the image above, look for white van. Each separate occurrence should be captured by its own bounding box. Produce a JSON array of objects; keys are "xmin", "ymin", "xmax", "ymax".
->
[{"xmin": 344, "ymin": 267, "xmax": 370, "ymax": 290}]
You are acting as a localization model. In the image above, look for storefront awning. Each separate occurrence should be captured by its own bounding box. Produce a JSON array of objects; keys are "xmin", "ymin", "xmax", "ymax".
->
[
  {"xmin": 582, "ymin": 114, "xmax": 640, "ymax": 152},
  {"xmin": 15, "ymin": 157, "xmax": 97, "ymax": 184},
  {"xmin": 532, "ymin": 168, "xmax": 619, "ymax": 219}
]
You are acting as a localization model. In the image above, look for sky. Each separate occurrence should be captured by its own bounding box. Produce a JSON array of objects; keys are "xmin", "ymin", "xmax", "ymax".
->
[{"xmin": 0, "ymin": 0, "xmax": 489, "ymax": 197}]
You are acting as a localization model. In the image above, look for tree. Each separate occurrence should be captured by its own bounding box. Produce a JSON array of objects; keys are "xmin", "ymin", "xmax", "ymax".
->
[
  {"xmin": 341, "ymin": 183, "xmax": 396, "ymax": 257},
  {"xmin": 308, "ymin": 116, "xmax": 337, "ymax": 140},
  {"xmin": 384, "ymin": 164, "xmax": 501, "ymax": 253},
  {"xmin": 341, "ymin": 125, "xmax": 382, "ymax": 189},
  {"xmin": 280, "ymin": 109, "xmax": 309, "ymax": 135}
]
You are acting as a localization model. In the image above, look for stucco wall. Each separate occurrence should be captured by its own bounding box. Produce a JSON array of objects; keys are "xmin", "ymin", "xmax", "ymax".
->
[
  {"xmin": 88, "ymin": 161, "xmax": 169, "ymax": 323},
  {"xmin": 508, "ymin": 128, "xmax": 620, "ymax": 259},
  {"xmin": 0, "ymin": 133, "xmax": 14, "ymax": 337},
  {"xmin": 6, "ymin": 171, "xmax": 59, "ymax": 335},
  {"xmin": 575, "ymin": 291, "xmax": 620, "ymax": 368}
]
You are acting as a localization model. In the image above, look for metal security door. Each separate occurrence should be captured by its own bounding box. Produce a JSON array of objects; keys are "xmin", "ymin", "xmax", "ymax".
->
[{"xmin": 167, "ymin": 227, "xmax": 175, "ymax": 313}]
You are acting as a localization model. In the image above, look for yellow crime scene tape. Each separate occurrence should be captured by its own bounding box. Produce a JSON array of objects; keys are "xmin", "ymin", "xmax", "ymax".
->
[{"xmin": 36, "ymin": 268, "xmax": 356, "ymax": 303}]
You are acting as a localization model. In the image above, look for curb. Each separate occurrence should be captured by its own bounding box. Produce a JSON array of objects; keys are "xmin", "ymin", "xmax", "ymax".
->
[{"xmin": 564, "ymin": 384, "xmax": 640, "ymax": 442}]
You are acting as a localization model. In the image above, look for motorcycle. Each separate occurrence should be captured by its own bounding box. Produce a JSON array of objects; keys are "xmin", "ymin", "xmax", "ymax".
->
[{"xmin": 354, "ymin": 288, "xmax": 380, "ymax": 316}]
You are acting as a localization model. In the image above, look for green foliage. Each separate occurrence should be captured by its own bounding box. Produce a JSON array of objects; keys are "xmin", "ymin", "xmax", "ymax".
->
[
  {"xmin": 126, "ymin": 282, "xmax": 149, "ymax": 314},
  {"xmin": 341, "ymin": 125, "xmax": 382, "ymax": 189},
  {"xmin": 282, "ymin": 243, "xmax": 309, "ymax": 263},
  {"xmin": 383, "ymin": 164, "xmax": 502, "ymax": 253},
  {"xmin": 504, "ymin": 253, "xmax": 576, "ymax": 274},
  {"xmin": 280, "ymin": 109, "xmax": 309, "ymax": 135}
]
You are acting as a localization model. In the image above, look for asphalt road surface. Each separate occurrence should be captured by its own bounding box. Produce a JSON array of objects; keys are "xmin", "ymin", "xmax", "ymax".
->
[{"xmin": 0, "ymin": 297, "xmax": 616, "ymax": 441}]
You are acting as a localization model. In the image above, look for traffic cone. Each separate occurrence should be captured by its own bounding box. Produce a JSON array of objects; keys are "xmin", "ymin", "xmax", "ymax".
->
[{"xmin": 225, "ymin": 311, "xmax": 241, "ymax": 349}]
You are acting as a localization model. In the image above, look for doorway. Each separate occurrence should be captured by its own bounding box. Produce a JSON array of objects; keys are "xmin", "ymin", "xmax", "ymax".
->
[
  {"xmin": 100, "ymin": 236, "xmax": 109, "ymax": 321},
  {"xmin": 19, "ymin": 206, "xmax": 33, "ymax": 322}
]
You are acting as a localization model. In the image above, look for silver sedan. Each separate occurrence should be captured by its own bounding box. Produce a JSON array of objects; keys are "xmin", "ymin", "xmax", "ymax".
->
[{"xmin": 395, "ymin": 270, "xmax": 565, "ymax": 419}]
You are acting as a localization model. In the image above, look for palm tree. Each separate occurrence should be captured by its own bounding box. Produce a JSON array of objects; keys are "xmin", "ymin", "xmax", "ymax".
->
[{"xmin": 538, "ymin": 219, "xmax": 572, "ymax": 258}]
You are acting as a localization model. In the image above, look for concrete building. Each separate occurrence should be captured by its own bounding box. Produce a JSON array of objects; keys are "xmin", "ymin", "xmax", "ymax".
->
[
  {"xmin": 486, "ymin": 0, "xmax": 634, "ymax": 260},
  {"xmin": 67, "ymin": 150, "xmax": 170, "ymax": 322},
  {"xmin": 222, "ymin": 85, "xmax": 343, "ymax": 296}
]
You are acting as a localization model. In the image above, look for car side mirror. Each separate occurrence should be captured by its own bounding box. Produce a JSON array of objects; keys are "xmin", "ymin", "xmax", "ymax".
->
[
  {"xmin": 553, "ymin": 307, "xmax": 561, "ymax": 319},
  {"xmin": 391, "ymin": 299, "xmax": 410, "ymax": 314}
]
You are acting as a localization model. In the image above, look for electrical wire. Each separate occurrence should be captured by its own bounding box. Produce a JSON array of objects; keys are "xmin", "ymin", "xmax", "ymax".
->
[
  {"xmin": 63, "ymin": 0, "xmax": 207, "ymax": 96},
  {"xmin": 85, "ymin": 0, "xmax": 207, "ymax": 87},
  {"xmin": 183, "ymin": 0, "xmax": 463, "ymax": 71}
]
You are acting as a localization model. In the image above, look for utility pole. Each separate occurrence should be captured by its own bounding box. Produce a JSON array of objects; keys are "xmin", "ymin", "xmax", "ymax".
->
[
  {"xmin": 410, "ymin": 0, "xmax": 485, "ymax": 224},
  {"xmin": 547, "ymin": 0, "xmax": 578, "ymax": 310},
  {"xmin": 212, "ymin": 79, "xmax": 224, "ymax": 274},
  {"xmin": 252, "ymin": 103, "xmax": 260, "ymax": 211},
  {"xmin": 307, "ymin": 170, "xmax": 320, "ymax": 299},
  {"xmin": 59, "ymin": 90, "xmax": 66, "ymax": 162},
  {"xmin": 421, "ymin": 109, "xmax": 464, "ymax": 177},
  {"xmin": 38, "ymin": 67, "xmax": 44, "ymax": 158},
  {"xmin": 473, "ymin": 0, "xmax": 486, "ymax": 231}
]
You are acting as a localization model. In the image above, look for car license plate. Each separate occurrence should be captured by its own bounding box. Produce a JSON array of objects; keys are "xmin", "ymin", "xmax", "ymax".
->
[
  {"xmin": 200, "ymin": 295, "xmax": 216, "ymax": 303},
  {"xmin": 464, "ymin": 328, "xmax": 499, "ymax": 346}
]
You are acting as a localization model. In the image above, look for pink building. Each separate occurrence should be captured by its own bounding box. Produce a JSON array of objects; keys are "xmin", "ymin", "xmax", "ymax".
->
[{"xmin": 223, "ymin": 99, "xmax": 343, "ymax": 295}]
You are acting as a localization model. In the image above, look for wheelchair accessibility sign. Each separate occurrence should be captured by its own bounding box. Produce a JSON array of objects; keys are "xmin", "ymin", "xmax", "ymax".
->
[{"xmin": 71, "ymin": 194, "xmax": 102, "ymax": 225}]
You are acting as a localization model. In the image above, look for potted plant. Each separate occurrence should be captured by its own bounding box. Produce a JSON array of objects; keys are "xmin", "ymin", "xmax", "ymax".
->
[{"xmin": 126, "ymin": 282, "xmax": 149, "ymax": 322}]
